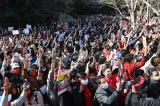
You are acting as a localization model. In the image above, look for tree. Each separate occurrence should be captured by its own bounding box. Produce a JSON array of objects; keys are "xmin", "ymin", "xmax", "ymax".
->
[{"xmin": 101, "ymin": 0, "xmax": 160, "ymax": 29}]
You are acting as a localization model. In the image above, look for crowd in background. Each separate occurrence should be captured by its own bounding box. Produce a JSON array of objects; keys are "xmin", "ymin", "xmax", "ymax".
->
[{"xmin": 0, "ymin": 15, "xmax": 160, "ymax": 106}]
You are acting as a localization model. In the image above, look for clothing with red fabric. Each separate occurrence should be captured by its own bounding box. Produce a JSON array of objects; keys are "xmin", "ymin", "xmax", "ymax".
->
[
  {"xmin": 105, "ymin": 73, "xmax": 128, "ymax": 106},
  {"xmin": 8, "ymin": 102, "xmax": 11, "ymax": 106},
  {"xmin": 95, "ymin": 62, "xmax": 99, "ymax": 73},
  {"xmin": 119, "ymin": 41, "xmax": 126, "ymax": 50},
  {"xmin": 105, "ymin": 74, "xmax": 118, "ymax": 89},
  {"xmin": 123, "ymin": 58, "xmax": 145, "ymax": 81},
  {"xmin": 132, "ymin": 76, "xmax": 146, "ymax": 93},
  {"xmin": 83, "ymin": 85, "xmax": 92, "ymax": 106}
]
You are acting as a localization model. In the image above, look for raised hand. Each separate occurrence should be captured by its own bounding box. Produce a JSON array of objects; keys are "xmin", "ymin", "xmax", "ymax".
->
[
  {"xmin": 116, "ymin": 77, "xmax": 124, "ymax": 92},
  {"xmin": 4, "ymin": 77, "xmax": 11, "ymax": 96},
  {"xmin": 23, "ymin": 57, "xmax": 29, "ymax": 69}
]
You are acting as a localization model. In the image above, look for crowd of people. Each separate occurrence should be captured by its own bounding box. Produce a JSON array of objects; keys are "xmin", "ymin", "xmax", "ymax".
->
[{"xmin": 0, "ymin": 15, "xmax": 160, "ymax": 106}]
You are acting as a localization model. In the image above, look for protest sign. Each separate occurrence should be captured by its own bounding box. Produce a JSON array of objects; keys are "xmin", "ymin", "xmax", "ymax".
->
[
  {"xmin": 142, "ymin": 36, "xmax": 147, "ymax": 54},
  {"xmin": 57, "ymin": 69, "xmax": 72, "ymax": 95},
  {"xmin": 8, "ymin": 27, "xmax": 14, "ymax": 31},
  {"xmin": 23, "ymin": 28, "xmax": 30, "ymax": 34},
  {"xmin": 12, "ymin": 30, "xmax": 19, "ymax": 35},
  {"xmin": 26, "ymin": 24, "xmax": 32, "ymax": 29}
]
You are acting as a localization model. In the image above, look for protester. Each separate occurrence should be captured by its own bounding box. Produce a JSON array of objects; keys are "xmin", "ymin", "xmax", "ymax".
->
[
  {"xmin": 125, "ymin": 74, "xmax": 160, "ymax": 106},
  {"xmin": 0, "ymin": 15, "xmax": 159, "ymax": 106},
  {"xmin": 95, "ymin": 77, "xmax": 123, "ymax": 106}
]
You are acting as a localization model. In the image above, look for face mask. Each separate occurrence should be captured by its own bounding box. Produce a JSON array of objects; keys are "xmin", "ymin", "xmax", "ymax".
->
[
  {"xmin": 81, "ymin": 79, "xmax": 88, "ymax": 85},
  {"xmin": 48, "ymin": 51, "xmax": 51, "ymax": 54},
  {"xmin": 14, "ymin": 53, "xmax": 19, "ymax": 56},
  {"xmin": 102, "ymin": 82, "xmax": 109, "ymax": 89},
  {"xmin": 42, "ymin": 67, "xmax": 46, "ymax": 71},
  {"xmin": 155, "ymin": 76, "xmax": 160, "ymax": 81}
]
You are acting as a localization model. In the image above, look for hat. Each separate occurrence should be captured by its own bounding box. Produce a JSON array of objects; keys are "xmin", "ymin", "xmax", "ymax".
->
[
  {"xmin": 31, "ymin": 64, "xmax": 39, "ymax": 71},
  {"xmin": 30, "ymin": 44, "xmax": 36, "ymax": 51},
  {"xmin": 11, "ymin": 63, "xmax": 20, "ymax": 69}
]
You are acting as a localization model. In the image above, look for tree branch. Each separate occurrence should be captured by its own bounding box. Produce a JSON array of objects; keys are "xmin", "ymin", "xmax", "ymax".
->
[
  {"xmin": 134, "ymin": 0, "xmax": 138, "ymax": 10},
  {"xmin": 142, "ymin": 0, "xmax": 160, "ymax": 16},
  {"xmin": 136, "ymin": 2, "xmax": 145, "ymax": 24}
]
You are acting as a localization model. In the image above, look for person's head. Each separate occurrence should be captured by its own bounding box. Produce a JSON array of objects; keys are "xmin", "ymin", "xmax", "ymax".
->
[
  {"xmin": 47, "ymin": 48, "xmax": 52, "ymax": 54},
  {"xmin": 64, "ymin": 47, "xmax": 68, "ymax": 53},
  {"xmin": 77, "ymin": 72, "xmax": 88, "ymax": 86},
  {"xmin": 99, "ymin": 64, "xmax": 107, "ymax": 72},
  {"xmin": 97, "ymin": 77, "xmax": 109, "ymax": 89},
  {"xmin": 12, "ymin": 87, "xmax": 18, "ymax": 97},
  {"xmin": 133, "ymin": 69, "xmax": 145, "ymax": 79},
  {"xmin": 11, "ymin": 63, "xmax": 20, "ymax": 75},
  {"xmin": 136, "ymin": 42, "xmax": 143, "ymax": 51},
  {"xmin": 29, "ymin": 64, "xmax": 38, "ymax": 77},
  {"xmin": 151, "ymin": 56, "xmax": 160, "ymax": 67},
  {"xmin": 104, "ymin": 68, "xmax": 112, "ymax": 77},
  {"xmin": 99, "ymin": 55, "xmax": 106, "ymax": 64},
  {"xmin": 135, "ymin": 53, "xmax": 143, "ymax": 62},
  {"xmin": 150, "ymin": 68, "xmax": 160, "ymax": 81},
  {"xmin": 121, "ymin": 49, "xmax": 129, "ymax": 57},
  {"xmin": 62, "ymin": 57, "xmax": 71, "ymax": 69},
  {"xmin": 132, "ymin": 76, "xmax": 149, "ymax": 93},
  {"xmin": 124, "ymin": 54, "xmax": 134, "ymax": 63},
  {"xmin": 7, "ymin": 55, "xmax": 12, "ymax": 63},
  {"xmin": 25, "ymin": 85, "xmax": 35, "ymax": 99},
  {"xmin": 104, "ymin": 44, "xmax": 111, "ymax": 51},
  {"xmin": 37, "ymin": 70, "xmax": 44, "ymax": 81}
]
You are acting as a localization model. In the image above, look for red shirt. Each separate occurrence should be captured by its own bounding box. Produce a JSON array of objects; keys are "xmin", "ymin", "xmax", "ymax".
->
[
  {"xmin": 105, "ymin": 74, "xmax": 118, "ymax": 89},
  {"xmin": 119, "ymin": 41, "xmax": 126, "ymax": 50},
  {"xmin": 123, "ymin": 58, "xmax": 145, "ymax": 80}
]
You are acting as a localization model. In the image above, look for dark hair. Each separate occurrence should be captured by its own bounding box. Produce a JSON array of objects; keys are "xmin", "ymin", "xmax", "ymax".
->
[
  {"xmin": 133, "ymin": 69, "xmax": 144, "ymax": 78},
  {"xmin": 124, "ymin": 54, "xmax": 134, "ymax": 62},
  {"xmin": 149, "ymin": 67, "xmax": 159, "ymax": 76},
  {"xmin": 151, "ymin": 56, "xmax": 160, "ymax": 67},
  {"xmin": 94, "ymin": 76, "xmax": 105, "ymax": 84},
  {"xmin": 94, "ymin": 52, "xmax": 101, "ymax": 62},
  {"xmin": 99, "ymin": 56, "xmax": 106, "ymax": 65},
  {"xmin": 121, "ymin": 49, "xmax": 129, "ymax": 57}
]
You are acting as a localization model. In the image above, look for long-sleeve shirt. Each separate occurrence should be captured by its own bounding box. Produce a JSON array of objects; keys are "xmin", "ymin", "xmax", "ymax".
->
[
  {"xmin": 0, "ymin": 90, "xmax": 26, "ymax": 106},
  {"xmin": 95, "ymin": 87, "xmax": 119, "ymax": 106},
  {"xmin": 140, "ymin": 54, "xmax": 156, "ymax": 74},
  {"xmin": 125, "ymin": 92, "xmax": 160, "ymax": 106},
  {"xmin": 126, "ymin": 37, "xmax": 140, "ymax": 50},
  {"xmin": 123, "ymin": 58, "xmax": 145, "ymax": 80}
]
